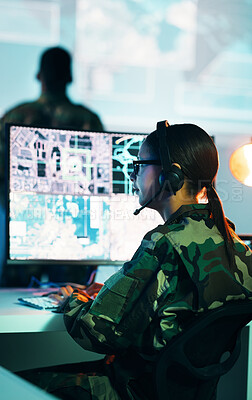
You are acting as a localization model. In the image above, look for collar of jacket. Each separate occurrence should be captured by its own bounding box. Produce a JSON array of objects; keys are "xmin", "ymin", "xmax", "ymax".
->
[
  {"xmin": 38, "ymin": 92, "xmax": 70, "ymax": 103},
  {"xmin": 165, "ymin": 203, "xmax": 211, "ymax": 226}
]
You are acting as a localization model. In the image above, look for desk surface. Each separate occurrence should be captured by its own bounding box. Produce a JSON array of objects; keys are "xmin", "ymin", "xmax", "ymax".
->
[
  {"xmin": 0, "ymin": 288, "xmax": 65, "ymax": 333},
  {"xmin": 0, "ymin": 288, "xmax": 103, "ymax": 371}
]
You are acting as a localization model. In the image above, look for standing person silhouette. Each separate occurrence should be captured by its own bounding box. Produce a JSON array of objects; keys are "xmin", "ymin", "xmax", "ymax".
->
[
  {"xmin": 0, "ymin": 46, "xmax": 104, "ymax": 285},
  {"xmin": 0, "ymin": 46, "xmax": 104, "ymax": 185}
]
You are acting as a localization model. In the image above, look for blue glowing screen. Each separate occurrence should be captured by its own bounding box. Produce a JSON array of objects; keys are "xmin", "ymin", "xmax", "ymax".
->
[{"xmin": 8, "ymin": 125, "xmax": 162, "ymax": 262}]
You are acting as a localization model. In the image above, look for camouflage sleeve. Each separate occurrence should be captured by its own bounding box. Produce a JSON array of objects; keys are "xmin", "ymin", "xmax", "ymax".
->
[{"xmin": 64, "ymin": 234, "xmax": 179, "ymax": 355}]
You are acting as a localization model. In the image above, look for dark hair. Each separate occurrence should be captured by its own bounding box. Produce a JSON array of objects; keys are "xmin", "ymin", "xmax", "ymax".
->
[
  {"xmin": 145, "ymin": 123, "xmax": 235, "ymax": 266},
  {"xmin": 38, "ymin": 47, "xmax": 72, "ymax": 90}
]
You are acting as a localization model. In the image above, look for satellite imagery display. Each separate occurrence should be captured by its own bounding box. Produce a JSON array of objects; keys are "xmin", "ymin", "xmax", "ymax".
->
[{"xmin": 9, "ymin": 125, "xmax": 162, "ymax": 262}]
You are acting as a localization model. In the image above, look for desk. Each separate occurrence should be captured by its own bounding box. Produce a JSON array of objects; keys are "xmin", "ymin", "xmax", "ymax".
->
[{"xmin": 0, "ymin": 288, "xmax": 103, "ymax": 372}]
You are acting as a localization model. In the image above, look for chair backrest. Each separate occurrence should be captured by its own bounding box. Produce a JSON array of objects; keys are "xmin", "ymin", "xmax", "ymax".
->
[{"xmin": 155, "ymin": 300, "xmax": 252, "ymax": 400}]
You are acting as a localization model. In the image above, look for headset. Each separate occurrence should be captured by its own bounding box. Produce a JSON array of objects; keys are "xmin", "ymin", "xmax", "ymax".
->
[
  {"xmin": 157, "ymin": 120, "xmax": 184, "ymax": 195},
  {"xmin": 133, "ymin": 120, "xmax": 184, "ymax": 215}
]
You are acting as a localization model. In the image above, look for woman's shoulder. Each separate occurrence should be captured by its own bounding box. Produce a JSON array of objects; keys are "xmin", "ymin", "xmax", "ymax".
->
[{"xmin": 140, "ymin": 220, "xmax": 184, "ymax": 253}]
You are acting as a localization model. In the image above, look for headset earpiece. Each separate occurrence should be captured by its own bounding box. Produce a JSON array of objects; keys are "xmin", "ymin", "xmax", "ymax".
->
[
  {"xmin": 159, "ymin": 164, "xmax": 184, "ymax": 193},
  {"xmin": 157, "ymin": 121, "xmax": 184, "ymax": 195}
]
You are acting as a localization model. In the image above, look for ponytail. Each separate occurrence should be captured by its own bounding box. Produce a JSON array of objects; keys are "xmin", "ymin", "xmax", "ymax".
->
[{"xmin": 207, "ymin": 184, "xmax": 235, "ymax": 268}]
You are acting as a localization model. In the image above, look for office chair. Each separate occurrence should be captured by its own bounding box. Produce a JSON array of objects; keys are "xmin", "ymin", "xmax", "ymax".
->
[{"xmin": 155, "ymin": 300, "xmax": 252, "ymax": 400}]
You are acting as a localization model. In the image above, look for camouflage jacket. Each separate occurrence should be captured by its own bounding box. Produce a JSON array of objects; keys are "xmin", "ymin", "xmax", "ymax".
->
[
  {"xmin": 64, "ymin": 204, "xmax": 252, "ymax": 360},
  {"xmin": 0, "ymin": 92, "xmax": 104, "ymax": 181}
]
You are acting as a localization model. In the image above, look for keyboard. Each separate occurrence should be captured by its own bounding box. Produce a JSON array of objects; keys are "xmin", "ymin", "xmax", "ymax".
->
[{"xmin": 18, "ymin": 296, "xmax": 61, "ymax": 310}]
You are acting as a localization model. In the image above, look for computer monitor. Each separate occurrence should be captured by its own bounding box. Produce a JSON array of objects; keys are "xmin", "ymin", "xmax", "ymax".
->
[
  {"xmin": 6, "ymin": 124, "xmax": 162, "ymax": 267},
  {"xmin": 238, "ymin": 235, "xmax": 252, "ymax": 250}
]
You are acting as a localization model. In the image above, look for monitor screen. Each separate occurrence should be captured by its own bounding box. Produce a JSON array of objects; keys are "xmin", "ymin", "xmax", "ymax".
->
[{"xmin": 6, "ymin": 124, "xmax": 162, "ymax": 265}]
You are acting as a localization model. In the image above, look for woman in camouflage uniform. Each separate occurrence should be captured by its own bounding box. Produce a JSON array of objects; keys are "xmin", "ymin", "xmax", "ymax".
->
[{"xmin": 19, "ymin": 122, "xmax": 252, "ymax": 400}]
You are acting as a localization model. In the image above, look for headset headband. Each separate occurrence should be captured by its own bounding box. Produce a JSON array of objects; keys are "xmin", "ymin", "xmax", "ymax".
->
[{"xmin": 157, "ymin": 120, "xmax": 172, "ymax": 177}]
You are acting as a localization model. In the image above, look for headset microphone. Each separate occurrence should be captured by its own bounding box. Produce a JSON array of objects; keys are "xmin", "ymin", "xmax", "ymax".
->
[{"xmin": 133, "ymin": 187, "xmax": 162, "ymax": 216}]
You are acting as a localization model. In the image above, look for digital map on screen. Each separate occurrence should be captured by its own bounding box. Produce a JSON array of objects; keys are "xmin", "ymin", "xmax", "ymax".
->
[{"xmin": 9, "ymin": 125, "xmax": 162, "ymax": 262}]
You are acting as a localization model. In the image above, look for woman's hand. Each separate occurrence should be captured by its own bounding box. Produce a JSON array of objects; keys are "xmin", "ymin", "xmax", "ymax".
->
[
  {"xmin": 85, "ymin": 282, "xmax": 104, "ymax": 299},
  {"xmin": 48, "ymin": 285, "xmax": 74, "ymax": 304},
  {"xmin": 48, "ymin": 282, "xmax": 103, "ymax": 304}
]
